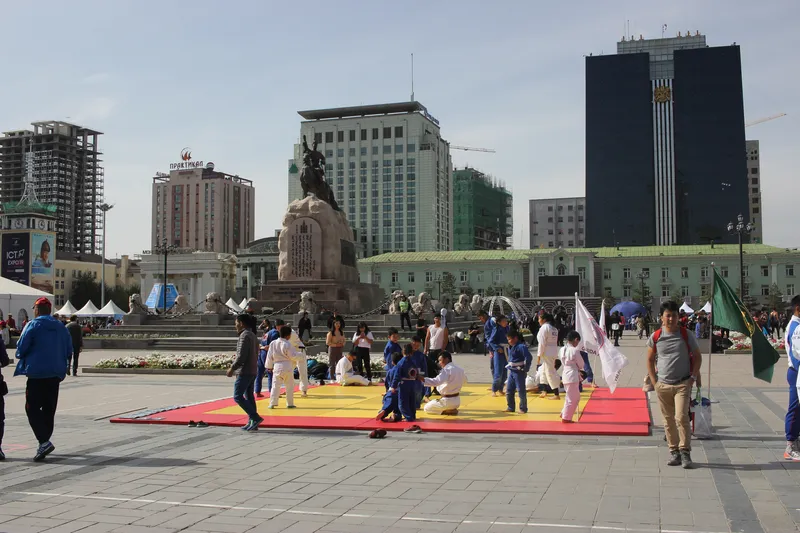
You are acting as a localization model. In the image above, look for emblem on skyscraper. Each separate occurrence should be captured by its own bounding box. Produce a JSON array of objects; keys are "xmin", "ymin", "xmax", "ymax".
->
[
  {"xmin": 180, "ymin": 147, "xmax": 192, "ymax": 161},
  {"xmin": 170, "ymin": 148, "xmax": 204, "ymax": 170},
  {"xmin": 654, "ymin": 86, "xmax": 672, "ymax": 104}
]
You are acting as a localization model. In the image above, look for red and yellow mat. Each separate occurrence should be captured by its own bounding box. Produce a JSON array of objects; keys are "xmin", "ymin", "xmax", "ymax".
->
[{"xmin": 111, "ymin": 384, "xmax": 650, "ymax": 436}]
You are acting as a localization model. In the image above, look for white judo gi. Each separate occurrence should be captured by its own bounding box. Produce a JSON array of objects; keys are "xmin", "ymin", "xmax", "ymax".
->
[
  {"xmin": 422, "ymin": 362, "xmax": 467, "ymax": 414},
  {"xmin": 335, "ymin": 357, "xmax": 370, "ymax": 386},
  {"xmin": 536, "ymin": 322, "xmax": 561, "ymax": 391},
  {"xmin": 288, "ymin": 329, "xmax": 308, "ymax": 395},
  {"xmin": 559, "ymin": 345, "xmax": 585, "ymax": 421},
  {"xmin": 265, "ymin": 338, "xmax": 301, "ymax": 407}
]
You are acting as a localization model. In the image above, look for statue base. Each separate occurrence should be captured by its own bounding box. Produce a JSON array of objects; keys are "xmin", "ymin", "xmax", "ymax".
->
[{"xmin": 257, "ymin": 280, "xmax": 384, "ymax": 315}]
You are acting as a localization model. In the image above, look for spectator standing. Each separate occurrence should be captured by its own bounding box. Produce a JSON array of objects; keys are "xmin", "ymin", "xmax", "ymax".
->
[
  {"xmin": 297, "ymin": 312, "xmax": 312, "ymax": 343},
  {"xmin": 325, "ymin": 318, "xmax": 346, "ymax": 382},
  {"xmin": 399, "ymin": 296, "xmax": 412, "ymax": 331},
  {"xmin": 0, "ymin": 321, "xmax": 9, "ymax": 347},
  {"xmin": 0, "ymin": 332, "xmax": 9, "ymax": 460},
  {"xmin": 415, "ymin": 317, "xmax": 428, "ymax": 340},
  {"xmin": 783, "ymin": 295, "xmax": 800, "ymax": 461},
  {"xmin": 65, "ymin": 315, "xmax": 83, "ymax": 377},
  {"xmin": 226, "ymin": 313, "xmax": 262, "ymax": 431},
  {"xmin": 351, "ymin": 322, "xmax": 374, "ymax": 382},
  {"xmin": 14, "ymin": 297, "xmax": 72, "ymax": 461},
  {"xmin": 327, "ymin": 310, "xmax": 345, "ymax": 336}
]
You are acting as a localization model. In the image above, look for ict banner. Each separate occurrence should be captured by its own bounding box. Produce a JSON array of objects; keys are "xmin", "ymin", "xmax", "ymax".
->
[{"xmin": 2, "ymin": 233, "xmax": 29, "ymax": 285}]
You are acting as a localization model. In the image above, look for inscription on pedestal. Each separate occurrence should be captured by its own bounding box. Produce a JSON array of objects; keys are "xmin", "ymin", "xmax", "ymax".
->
[{"xmin": 286, "ymin": 217, "xmax": 322, "ymax": 280}]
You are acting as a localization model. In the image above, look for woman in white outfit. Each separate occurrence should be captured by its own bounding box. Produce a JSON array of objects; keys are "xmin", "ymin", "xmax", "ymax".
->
[
  {"xmin": 536, "ymin": 313, "xmax": 561, "ymax": 399},
  {"xmin": 559, "ymin": 331, "xmax": 586, "ymax": 422}
]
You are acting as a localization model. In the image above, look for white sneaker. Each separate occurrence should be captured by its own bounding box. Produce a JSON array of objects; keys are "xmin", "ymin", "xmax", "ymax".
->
[{"xmin": 784, "ymin": 441, "xmax": 800, "ymax": 461}]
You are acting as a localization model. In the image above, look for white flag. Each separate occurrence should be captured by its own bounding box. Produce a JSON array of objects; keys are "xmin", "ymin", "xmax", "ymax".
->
[
  {"xmin": 599, "ymin": 300, "xmax": 607, "ymax": 333},
  {"xmin": 574, "ymin": 294, "xmax": 628, "ymax": 393}
]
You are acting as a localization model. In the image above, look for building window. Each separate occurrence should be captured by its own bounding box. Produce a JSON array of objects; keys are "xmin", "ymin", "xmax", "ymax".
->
[
  {"xmin": 361, "ymin": 129, "xmax": 367, "ymax": 141},
  {"xmin": 623, "ymin": 267, "xmax": 631, "ymax": 280},
  {"xmin": 558, "ymin": 217, "xmax": 563, "ymax": 222},
  {"xmin": 425, "ymin": 271, "xmax": 433, "ymax": 283},
  {"xmin": 493, "ymin": 270, "xmax": 503, "ymax": 283},
  {"xmin": 372, "ymin": 128, "xmax": 379, "ymax": 140},
  {"xmin": 751, "ymin": 177, "xmax": 758, "ymax": 185},
  {"xmin": 720, "ymin": 266, "xmax": 728, "ymax": 278},
  {"xmin": 408, "ymin": 272, "xmax": 415, "ymax": 283},
  {"xmin": 678, "ymin": 267, "xmax": 687, "ymax": 279},
  {"xmin": 761, "ymin": 285, "xmax": 770, "ymax": 296},
  {"xmin": 547, "ymin": 206, "xmax": 553, "ymax": 212},
  {"xmin": 374, "ymin": 272, "xmax": 381, "ymax": 283},
  {"xmin": 751, "ymin": 168, "xmax": 758, "ymax": 175},
  {"xmin": 701, "ymin": 266, "xmax": 709, "ymax": 278},
  {"xmin": 681, "ymin": 286, "xmax": 689, "ymax": 297},
  {"xmin": 349, "ymin": 148, "xmax": 356, "ymax": 157},
  {"xmin": 337, "ymin": 149, "xmax": 344, "ymax": 157},
  {"xmin": 662, "ymin": 286, "xmax": 670, "ymax": 297},
  {"xmin": 324, "ymin": 132, "xmax": 333, "ymax": 143},
  {"xmin": 391, "ymin": 272, "xmax": 399, "ymax": 284},
  {"xmin": 460, "ymin": 270, "xmax": 468, "ymax": 283},
  {"xmin": 394, "ymin": 126, "xmax": 403, "ymax": 137},
  {"xmin": 568, "ymin": 205, "xmax": 574, "ymax": 211},
  {"xmin": 407, "ymin": 144, "xmax": 416, "ymax": 153},
  {"xmin": 603, "ymin": 269, "xmax": 611, "ymax": 280},
  {"xmin": 383, "ymin": 127, "xmax": 392, "ymax": 139},
  {"xmin": 787, "ymin": 284, "xmax": 795, "ymax": 296},
  {"xmin": 313, "ymin": 133, "xmax": 322, "ymax": 144},
  {"xmin": 786, "ymin": 265, "xmax": 795, "ymax": 277},
  {"xmin": 548, "ymin": 229, "xmax": 554, "ymax": 235},
  {"xmin": 547, "ymin": 217, "xmax": 553, "ymax": 223},
  {"xmin": 383, "ymin": 145, "xmax": 392, "ymax": 154},
  {"xmin": 537, "ymin": 267, "xmax": 546, "ymax": 278},
  {"xmin": 477, "ymin": 271, "xmax": 484, "ymax": 282},
  {"xmin": 556, "ymin": 264, "xmax": 567, "ymax": 276},
  {"xmin": 760, "ymin": 265, "xmax": 769, "ymax": 277},
  {"xmin": 349, "ymin": 130, "xmax": 356, "ymax": 142},
  {"xmin": 337, "ymin": 130, "xmax": 344, "ymax": 142},
  {"xmin": 568, "ymin": 240, "xmax": 574, "ymax": 247},
  {"xmin": 743, "ymin": 265, "xmax": 749, "ymax": 277},
  {"xmin": 623, "ymin": 286, "xmax": 631, "ymax": 298},
  {"xmin": 577, "ymin": 267, "xmax": 586, "ymax": 280},
  {"xmin": 753, "ymin": 207, "xmax": 760, "ymax": 214},
  {"xmin": 660, "ymin": 267, "xmax": 669, "ymax": 280},
  {"xmin": 568, "ymin": 216, "xmax": 574, "ymax": 222}
]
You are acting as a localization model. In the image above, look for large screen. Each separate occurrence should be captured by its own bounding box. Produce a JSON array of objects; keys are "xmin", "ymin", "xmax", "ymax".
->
[{"xmin": 538, "ymin": 275, "xmax": 580, "ymax": 297}]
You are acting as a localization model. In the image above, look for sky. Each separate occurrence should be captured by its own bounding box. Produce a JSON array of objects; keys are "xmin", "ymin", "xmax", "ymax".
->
[{"xmin": 1, "ymin": 0, "xmax": 797, "ymax": 258}]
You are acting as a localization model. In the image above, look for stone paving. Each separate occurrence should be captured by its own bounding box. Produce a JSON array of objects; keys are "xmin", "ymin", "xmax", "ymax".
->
[{"xmin": 0, "ymin": 336, "xmax": 798, "ymax": 533}]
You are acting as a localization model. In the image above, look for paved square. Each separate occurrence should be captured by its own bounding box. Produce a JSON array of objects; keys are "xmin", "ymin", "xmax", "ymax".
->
[{"xmin": 1, "ymin": 337, "xmax": 798, "ymax": 533}]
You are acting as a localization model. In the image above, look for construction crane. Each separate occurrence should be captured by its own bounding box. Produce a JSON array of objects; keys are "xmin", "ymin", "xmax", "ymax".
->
[
  {"xmin": 450, "ymin": 145, "xmax": 496, "ymax": 153},
  {"xmin": 746, "ymin": 113, "xmax": 786, "ymax": 128}
]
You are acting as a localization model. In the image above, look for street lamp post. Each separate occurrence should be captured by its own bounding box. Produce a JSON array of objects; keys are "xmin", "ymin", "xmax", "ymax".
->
[
  {"xmin": 154, "ymin": 238, "xmax": 178, "ymax": 314},
  {"xmin": 636, "ymin": 271, "xmax": 649, "ymax": 311},
  {"xmin": 98, "ymin": 203, "xmax": 114, "ymax": 307},
  {"xmin": 727, "ymin": 213, "xmax": 755, "ymax": 298}
]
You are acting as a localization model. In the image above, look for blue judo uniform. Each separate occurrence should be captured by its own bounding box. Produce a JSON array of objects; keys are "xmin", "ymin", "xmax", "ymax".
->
[
  {"xmin": 256, "ymin": 328, "xmax": 280, "ymax": 394},
  {"xmin": 506, "ymin": 342, "xmax": 533, "ymax": 413},
  {"xmin": 410, "ymin": 349, "xmax": 427, "ymax": 408},
  {"xmin": 389, "ymin": 355, "xmax": 418, "ymax": 422},
  {"xmin": 487, "ymin": 319, "xmax": 509, "ymax": 393},
  {"xmin": 378, "ymin": 366, "xmax": 401, "ymax": 421},
  {"xmin": 383, "ymin": 340, "xmax": 402, "ymax": 389}
]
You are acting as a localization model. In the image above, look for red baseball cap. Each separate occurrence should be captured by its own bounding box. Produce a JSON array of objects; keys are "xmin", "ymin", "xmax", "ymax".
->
[{"xmin": 33, "ymin": 297, "xmax": 51, "ymax": 307}]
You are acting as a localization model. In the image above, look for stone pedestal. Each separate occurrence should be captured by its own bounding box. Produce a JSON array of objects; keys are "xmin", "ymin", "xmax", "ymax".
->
[{"xmin": 122, "ymin": 314, "xmax": 144, "ymax": 326}]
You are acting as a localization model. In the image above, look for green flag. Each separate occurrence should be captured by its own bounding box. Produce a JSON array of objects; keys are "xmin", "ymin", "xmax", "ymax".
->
[{"xmin": 711, "ymin": 269, "xmax": 780, "ymax": 382}]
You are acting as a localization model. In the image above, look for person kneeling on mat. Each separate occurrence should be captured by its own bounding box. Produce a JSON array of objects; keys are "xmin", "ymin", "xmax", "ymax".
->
[
  {"xmin": 421, "ymin": 352, "xmax": 466, "ymax": 415},
  {"xmin": 336, "ymin": 351, "xmax": 370, "ymax": 386}
]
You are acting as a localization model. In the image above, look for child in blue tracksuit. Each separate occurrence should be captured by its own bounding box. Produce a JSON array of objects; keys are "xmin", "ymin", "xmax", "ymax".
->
[
  {"xmin": 376, "ymin": 352, "xmax": 404, "ymax": 422},
  {"xmin": 410, "ymin": 337, "xmax": 428, "ymax": 408},
  {"xmin": 388, "ymin": 345, "xmax": 419, "ymax": 422},
  {"xmin": 383, "ymin": 328, "xmax": 402, "ymax": 389},
  {"xmin": 505, "ymin": 331, "xmax": 533, "ymax": 414},
  {"xmin": 487, "ymin": 315, "xmax": 509, "ymax": 396}
]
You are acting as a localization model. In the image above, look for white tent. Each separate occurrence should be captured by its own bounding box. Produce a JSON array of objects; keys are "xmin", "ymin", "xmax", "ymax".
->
[
  {"xmin": 75, "ymin": 300, "xmax": 100, "ymax": 317},
  {"xmin": 226, "ymin": 298, "xmax": 243, "ymax": 313},
  {"xmin": 239, "ymin": 298, "xmax": 249, "ymax": 309},
  {"xmin": 55, "ymin": 300, "xmax": 78, "ymax": 317},
  {"xmin": 95, "ymin": 300, "xmax": 126, "ymax": 318},
  {"xmin": 679, "ymin": 302, "xmax": 695, "ymax": 314},
  {"xmin": 701, "ymin": 301, "xmax": 712, "ymax": 314},
  {"xmin": 0, "ymin": 276, "xmax": 53, "ymax": 321}
]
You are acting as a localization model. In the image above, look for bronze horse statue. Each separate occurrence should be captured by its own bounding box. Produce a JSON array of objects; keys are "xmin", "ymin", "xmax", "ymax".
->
[{"xmin": 299, "ymin": 135, "xmax": 340, "ymax": 211}]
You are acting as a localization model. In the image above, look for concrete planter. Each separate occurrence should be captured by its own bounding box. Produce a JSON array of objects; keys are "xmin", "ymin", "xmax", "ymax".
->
[
  {"xmin": 83, "ymin": 367, "xmax": 226, "ymax": 376},
  {"xmin": 84, "ymin": 338, "xmax": 153, "ymax": 350}
]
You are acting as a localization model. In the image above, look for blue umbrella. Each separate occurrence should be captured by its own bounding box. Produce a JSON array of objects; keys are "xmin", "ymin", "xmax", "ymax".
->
[{"xmin": 610, "ymin": 301, "xmax": 647, "ymax": 318}]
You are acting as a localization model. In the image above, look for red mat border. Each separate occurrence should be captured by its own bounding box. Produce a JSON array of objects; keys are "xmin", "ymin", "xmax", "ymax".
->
[{"xmin": 111, "ymin": 386, "xmax": 650, "ymax": 436}]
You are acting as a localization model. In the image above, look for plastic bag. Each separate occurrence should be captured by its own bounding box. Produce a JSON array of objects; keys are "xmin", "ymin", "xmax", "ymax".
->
[{"xmin": 691, "ymin": 387, "xmax": 713, "ymax": 439}]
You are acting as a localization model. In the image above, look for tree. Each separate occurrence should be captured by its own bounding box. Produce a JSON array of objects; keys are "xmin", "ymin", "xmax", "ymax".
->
[
  {"xmin": 767, "ymin": 283, "xmax": 784, "ymax": 310},
  {"xmin": 631, "ymin": 283, "xmax": 653, "ymax": 308},
  {"xmin": 668, "ymin": 289, "xmax": 684, "ymax": 305},
  {"xmin": 486, "ymin": 283, "xmax": 516, "ymax": 298},
  {"xmin": 68, "ymin": 272, "xmax": 140, "ymax": 312},
  {"xmin": 439, "ymin": 272, "xmax": 456, "ymax": 304}
]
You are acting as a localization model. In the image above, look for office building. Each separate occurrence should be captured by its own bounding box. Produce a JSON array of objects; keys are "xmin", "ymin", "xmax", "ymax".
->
[
  {"xmin": 453, "ymin": 167, "xmax": 512, "ymax": 250},
  {"xmin": 151, "ymin": 160, "xmax": 255, "ymax": 254},
  {"xmin": 585, "ymin": 33, "xmax": 749, "ymax": 247},
  {"xmin": 288, "ymin": 102, "xmax": 452, "ymax": 256},
  {"xmin": 746, "ymin": 140, "xmax": 763, "ymax": 243},
  {"xmin": 0, "ymin": 121, "xmax": 104, "ymax": 254},
  {"xmin": 529, "ymin": 197, "xmax": 586, "ymax": 249},
  {"xmin": 52, "ymin": 252, "xmax": 117, "ymax": 307}
]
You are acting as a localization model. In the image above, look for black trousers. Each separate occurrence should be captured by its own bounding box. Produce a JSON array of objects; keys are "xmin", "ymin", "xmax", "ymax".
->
[
  {"xmin": 354, "ymin": 347, "xmax": 372, "ymax": 380},
  {"xmin": 25, "ymin": 377, "xmax": 60, "ymax": 444},
  {"xmin": 0, "ymin": 394, "xmax": 5, "ymax": 446},
  {"xmin": 399, "ymin": 313, "xmax": 412, "ymax": 331},
  {"xmin": 69, "ymin": 345, "xmax": 80, "ymax": 375}
]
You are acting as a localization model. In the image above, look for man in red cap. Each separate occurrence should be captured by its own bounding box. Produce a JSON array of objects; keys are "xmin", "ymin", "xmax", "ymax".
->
[{"xmin": 14, "ymin": 297, "xmax": 72, "ymax": 461}]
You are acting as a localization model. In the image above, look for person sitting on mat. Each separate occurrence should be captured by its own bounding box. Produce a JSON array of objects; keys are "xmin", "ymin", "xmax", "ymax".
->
[
  {"xmin": 336, "ymin": 352, "xmax": 370, "ymax": 386},
  {"xmin": 420, "ymin": 352, "xmax": 466, "ymax": 416}
]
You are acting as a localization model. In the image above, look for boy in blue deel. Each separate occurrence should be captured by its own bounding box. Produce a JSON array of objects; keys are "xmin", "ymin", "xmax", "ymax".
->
[
  {"xmin": 376, "ymin": 352, "xmax": 404, "ymax": 422},
  {"xmin": 505, "ymin": 330, "xmax": 533, "ymax": 414}
]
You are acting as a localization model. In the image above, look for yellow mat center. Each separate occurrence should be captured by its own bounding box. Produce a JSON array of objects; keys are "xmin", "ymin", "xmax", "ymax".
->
[{"xmin": 210, "ymin": 385, "xmax": 593, "ymax": 421}]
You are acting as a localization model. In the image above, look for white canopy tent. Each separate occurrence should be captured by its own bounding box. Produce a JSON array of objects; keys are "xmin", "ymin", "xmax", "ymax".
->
[
  {"xmin": 679, "ymin": 302, "xmax": 695, "ymax": 314},
  {"xmin": 226, "ymin": 298, "xmax": 243, "ymax": 313},
  {"xmin": 0, "ymin": 276, "xmax": 53, "ymax": 323},
  {"xmin": 95, "ymin": 300, "xmax": 126, "ymax": 318},
  {"xmin": 75, "ymin": 301, "xmax": 100, "ymax": 317},
  {"xmin": 701, "ymin": 301, "xmax": 712, "ymax": 314},
  {"xmin": 55, "ymin": 300, "xmax": 78, "ymax": 317}
]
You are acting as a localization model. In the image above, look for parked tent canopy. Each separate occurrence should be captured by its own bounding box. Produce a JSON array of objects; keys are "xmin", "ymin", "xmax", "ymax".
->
[
  {"xmin": 75, "ymin": 300, "xmax": 100, "ymax": 317},
  {"xmin": 55, "ymin": 300, "xmax": 78, "ymax": 317},
  {"xmin": 701, "ymin": 301, "xmax": 712, "ymax": 314},
  {"xmin": 95, "ymin": 300, "xmax": 126, "ymax": 318},
  {"xmin": 0, "ymin": 276, "xmax": 54, "ymax": 323},
  {"xmin": 679, "ymin": 302, "xmax": 695, "ymax": 314}
]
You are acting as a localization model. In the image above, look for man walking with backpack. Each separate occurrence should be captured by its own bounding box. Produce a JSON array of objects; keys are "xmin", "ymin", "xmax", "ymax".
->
[{"xmin": 646, "ymin": 301, "xmax": 702, "ymax": 469}]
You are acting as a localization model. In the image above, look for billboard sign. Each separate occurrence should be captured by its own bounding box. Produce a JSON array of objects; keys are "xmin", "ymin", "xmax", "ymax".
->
[
  {"xmin": 1, "ymin": 233, "xmax": 29, "ymax": 285},
  {"xmin": 30, "ymin": 232, "xmax": 55, "ymax": 294},
  {"xmin": 145, "ymin": 283, "xmax": 179, "ymax": 310}
]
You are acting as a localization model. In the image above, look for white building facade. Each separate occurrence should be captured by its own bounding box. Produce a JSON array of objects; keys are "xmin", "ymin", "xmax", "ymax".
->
[
  {"xmin": 529, "ymin": 197, "xmax": 586, "ymax": 249},
  {"xmin": 139, "ymin": 251, "xmax": 238, "ymax": 306},
  {"xmin": 288, "ymin": 102, "xmax": 452, "ymax": 257}
]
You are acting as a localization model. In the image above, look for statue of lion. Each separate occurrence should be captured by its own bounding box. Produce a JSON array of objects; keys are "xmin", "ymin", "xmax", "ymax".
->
[
  {"xmin": 204, "ymin": 292, "xmax": 226, "ymax": 315},
  {"xmin": 388, "ymin": 290, "xmax": 405, "ymax": 314},
  {"xmin": 127, "ymin": 293, "xmax": 148, "ymax": 315},
  {"xmin": 411, "ymin": 292, "xmax": 432, "ymax": 315},
  {"xmin": 454, "ymin": 294, "xmax": 471, "ymax": 316},
  {"xmin": 173, "ymin": 294, "xmax": 191, "ymax": 314},
  {"xmin": 298, "ymin": 291, "xmax": 316, "ymax": 314},
  {"xmin": 470, "ymin": 294, "xmax": 483, "ymax": 314}
]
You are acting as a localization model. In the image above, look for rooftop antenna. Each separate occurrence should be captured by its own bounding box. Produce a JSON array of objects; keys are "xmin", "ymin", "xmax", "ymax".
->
[
  {"xmin": 410, "ymin": 53, "xmax": 415, "ymax": 101},
  {"xmin": 19, "ymin": 138, "xmax": 42, "ymax": 207}
]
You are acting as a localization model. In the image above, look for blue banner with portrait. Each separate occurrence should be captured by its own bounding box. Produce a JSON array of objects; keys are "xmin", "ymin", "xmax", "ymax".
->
[{"xmin": 30, "ymin": 232, "xmax": 55, "ymax": 294}]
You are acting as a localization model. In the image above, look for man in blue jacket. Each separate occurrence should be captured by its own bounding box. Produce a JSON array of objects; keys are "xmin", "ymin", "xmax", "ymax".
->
[{"xmin": 14, "ymin": 297, "xmax": 72, "ymax": 461}]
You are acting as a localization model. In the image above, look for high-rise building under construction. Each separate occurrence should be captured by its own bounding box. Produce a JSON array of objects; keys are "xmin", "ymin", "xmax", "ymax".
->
[
  {"xmin": 453, "ymin": 167, "xmax": 512, "ymax": 250},
  {"xmin": 0, "ymin": 121, "xmax": 104, "ymax": 254}
]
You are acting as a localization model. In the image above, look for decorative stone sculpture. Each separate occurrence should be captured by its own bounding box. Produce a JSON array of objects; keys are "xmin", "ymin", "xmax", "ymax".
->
[
  {"xmin": 470, "ymin": 294, "xmax": 483, "ymax": 314},
  {"xmin": 204, "ymin": 292, "xmax": 227, "ymax": 315},
  {"xmin": 298, "ymin": 291, "xmax": 316, "ymax": 314},
  {"xmin": 411, "ymin": 292, "xmax": 433, "ymax": 316},
  {"xmin": 173, "ymin": 294, "xmax": 191, "ymax": 314},
  {"xmin": 127, "ymin": 294, "xmax": 148, "ymax": 315},
  {"xmin": 454, "ymin": 294, "xmax": 471, "ymax": 316},
  {"xmin": 388, "ymin": 290, "xmax": 405, "ymax": 314}
]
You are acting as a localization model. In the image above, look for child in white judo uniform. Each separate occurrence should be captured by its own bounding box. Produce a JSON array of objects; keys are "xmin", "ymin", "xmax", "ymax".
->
[
  {"xmin": 336, "ymin": 351, "xmax": 370, "ymax": 386},
  {"xmin": 265, "ymin": 325, "xmax": 302, "ymax": 408},
  {"xmin": 559, "ymin": 331, "xmax": 586, "ymax": 423}
]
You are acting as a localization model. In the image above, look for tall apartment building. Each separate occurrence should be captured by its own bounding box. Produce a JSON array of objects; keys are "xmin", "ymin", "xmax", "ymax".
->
[
  {"xmin": 151, "ymin": 163, "xmax": 255, "ymax": 254},
  {"xmin": 288, "ymin": 102, "xmax": 452, "ymax": 257},
  {"xmin": 529, "ymin": 197, "xmax": 586, "ymax": 249},
  {"xmin": 0, "ymin": 121, "xmax": 104, "ymax": 254},
  {"xmin": 452, "ymin": 167, "xmax": 512, "ymax": 250},
  {"xmin": 585, "ymin": 33, "xmax": 749, "ymax": 247},
  {"xmin": 746, "ymin": 140, "xmax": 763, "ymax": 243}
]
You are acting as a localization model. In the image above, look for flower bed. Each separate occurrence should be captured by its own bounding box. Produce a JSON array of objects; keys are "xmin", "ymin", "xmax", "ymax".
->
[
  {"xmin": 95, "ymin": 352, "xmax": 234, "ymax": 370},
  {"xmin": 723, "ymin": 332, "xmax": 785, "ymax": 351}
]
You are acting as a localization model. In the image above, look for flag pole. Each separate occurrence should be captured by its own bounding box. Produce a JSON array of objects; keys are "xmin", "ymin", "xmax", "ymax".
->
[{"xmin": 707, "ymin": 262, "xmax": 716, "ymax": 403}]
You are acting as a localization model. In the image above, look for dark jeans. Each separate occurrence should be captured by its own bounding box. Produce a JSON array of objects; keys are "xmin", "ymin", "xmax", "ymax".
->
[
  {"xmin": 786, "ymin": 367, "xmax": 800, "ymax": 442},
  {"xmin": 354, "ymin": 347, "xmax": 372, "ymax": 380},
  {"xmin": 233, "ymin": 374, "xmax": 259, "ymax": 421},
  {"xmin": 0, "ymin": 394, "xmax": 4, "ymax": 446},
  {"xmin": 400, "ymin": 313, "xmax": 412, "ymax": 331},
  {"xmin": 25, "ymin": 377, "xmax": 60, "ymax": 444},
  {"xmin": 69, "ymin": 345, "xmax": 80, "ymax": 375}
]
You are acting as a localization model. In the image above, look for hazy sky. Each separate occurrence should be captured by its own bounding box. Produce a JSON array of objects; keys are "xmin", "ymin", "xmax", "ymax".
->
[{"xmin": 1, "ymin": 0, "xmax": 797, "ymax": 258}]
